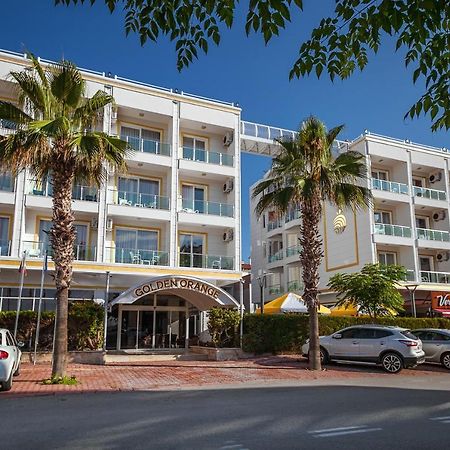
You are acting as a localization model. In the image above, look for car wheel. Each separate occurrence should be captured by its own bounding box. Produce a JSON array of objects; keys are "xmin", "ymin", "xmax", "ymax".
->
[
  {"xmin": 320, "ymin": 347, "xmax": 330, "ymax": 365},
  {"xmin": 381, "ymin": 352, "xmax": 403, "ymax": 373},
  {"xmin": 1, "ymin": 371, "xmax": 13, "ymax": 392},
  {"xmin": 441, "ymin": 352, "xmax": 450, "ymax": 370}
]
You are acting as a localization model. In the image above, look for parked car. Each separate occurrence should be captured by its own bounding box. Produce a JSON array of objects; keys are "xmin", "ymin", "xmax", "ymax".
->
[
  {"xmin": 411, "ymin": 329, "xmax": 450, "ymax": 370},
  {"xmin": 0, "ymin": 329, "xmax": 23, "ymax": 392},
  {"xmin": 302, "ymin": 325, "xmax": 425, "ymax": 373}
]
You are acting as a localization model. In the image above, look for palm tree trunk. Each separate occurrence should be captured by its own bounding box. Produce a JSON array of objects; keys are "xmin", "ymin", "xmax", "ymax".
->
[
  {"xmin": 299, "ymin": 196, "xmax": 323, "ymax": 371},
  {"xmin": 50, "ymin": 166, "xmax": 75, "ymax": 378}
]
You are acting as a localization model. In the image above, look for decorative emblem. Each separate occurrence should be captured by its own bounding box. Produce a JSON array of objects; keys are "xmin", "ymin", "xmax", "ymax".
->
[{"xmin": 333, "ymin": 209, "xmax": 347, "ymax": 234}]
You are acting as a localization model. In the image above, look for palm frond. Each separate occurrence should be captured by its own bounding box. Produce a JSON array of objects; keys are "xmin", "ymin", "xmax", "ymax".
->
[
  {"xmin": 49, "ymin": 60, "xmax": 84, "ymax": 109},
  {"xmin": 9, "ymin": 70, "xmax": 47, "ymax": 115},
  {"xmin": 0, "ymin": 101, "xmax": 32, "ymax": 125},
  {"xmin": 74, "ymin": 90, "xmax": 114, "ymax": 126}
]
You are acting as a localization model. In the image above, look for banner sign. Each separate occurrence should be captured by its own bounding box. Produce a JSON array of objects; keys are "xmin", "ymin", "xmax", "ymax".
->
[{"xmin": 431, "ymin": 292, "xmax": 450, "ymax": 310}]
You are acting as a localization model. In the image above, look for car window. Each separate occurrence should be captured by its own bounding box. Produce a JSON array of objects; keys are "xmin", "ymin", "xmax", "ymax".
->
[
  {"xmin": 5, "ymin": 332, "xmax": 14, "ymax": 346},
  {"xmin": 432, "ymin": 332, "xmax": 450, "ymax": 341},
  {"xmin": 0, "ymin": 333, "xmax": 3, "ymax": 346},
  {"xmin": 357, "ymin": 329, "xmax": 376, "ymax": 339},
  {"xmin": 412, "ymin": 331, "xmax": 425, "ymax": 339},
  {"xmin": 400, "ymin": 330, "xmax": 417, "ymax": 340},
  {"xmin": 374, "ymin": 329, "xmax": 393, "ymax": 339},
  {"xmin": 340, "ymin": 329, "xmax": 358, "ymax": 339}
]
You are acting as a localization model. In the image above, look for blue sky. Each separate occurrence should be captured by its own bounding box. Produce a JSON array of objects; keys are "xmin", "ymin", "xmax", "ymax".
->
[{"xmin": 1, "ymin": 1, "xmax": 447, "ymax": 261}]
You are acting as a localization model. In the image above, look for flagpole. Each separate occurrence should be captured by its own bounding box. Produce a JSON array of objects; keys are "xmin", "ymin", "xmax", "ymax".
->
[
  {"xmin": 14, "ymin": 250, "xmax": 27, "ymax": 339},
  {"xmin": 33, "ymin": 250, "xmax": 47, "ymax": 365}
]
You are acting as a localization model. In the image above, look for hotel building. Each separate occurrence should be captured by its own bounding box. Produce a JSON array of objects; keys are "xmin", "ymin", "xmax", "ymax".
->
[{"xmin": 250, "ymin": 132, "xmax": 450, "ymax": 317}]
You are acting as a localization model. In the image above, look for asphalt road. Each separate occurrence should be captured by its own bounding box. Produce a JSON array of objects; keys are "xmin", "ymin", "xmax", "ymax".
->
[{"xmin": 2, "ymin": 384, "xmax": 450, "ymax": 449}]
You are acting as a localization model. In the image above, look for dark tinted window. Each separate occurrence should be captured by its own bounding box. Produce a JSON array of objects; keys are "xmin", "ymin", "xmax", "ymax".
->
[
  {"xmin": 340, "ymin": 328, "xmax": 358, "ymax": 339},
  {"xmin": 5, "ymin": 332, "xmax": 14, "ymax": 346},
  {"xmin": 433, "ymin": 332, "xmax": 450, "ymax": 341},
  {"xmin": 412, "ymin": 330, "xmax": 424, "ymax": 339},
  {"xmin": 400, "ymin": 330, "xmax": 418, "ymax": 340},
  {"xmin": 374, "ymin": 329, "xmax": 393, "ymax": 339}
]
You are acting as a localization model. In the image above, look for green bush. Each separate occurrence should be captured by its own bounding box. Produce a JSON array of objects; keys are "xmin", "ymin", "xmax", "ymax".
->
[
  {"xmin": 243, "ymin": 314, "xmax": 450, "ymax": 354},
  {"xmin": 207, "ymin": 307, "xmax": 241, "ymax": 348},
  {"xmin": 0, "ymin": 301, "xmax": 104, "ymax": 351}
]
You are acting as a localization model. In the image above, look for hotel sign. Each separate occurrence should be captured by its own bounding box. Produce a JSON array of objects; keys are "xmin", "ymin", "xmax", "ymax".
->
[{"xmin": 431, "ymin": 292, "xmax": 450, "ymax": 310}]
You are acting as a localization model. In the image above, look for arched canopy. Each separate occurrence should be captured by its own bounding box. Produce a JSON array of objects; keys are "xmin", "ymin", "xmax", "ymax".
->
[{"xmin": 109, "ymin": 275, "xmax": 239, "ymax": 311}]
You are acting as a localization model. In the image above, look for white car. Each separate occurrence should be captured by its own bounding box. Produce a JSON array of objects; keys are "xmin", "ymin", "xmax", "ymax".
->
[
  {"xmin": 0, "ymin": 328, "xmax": 23, "ymax": 391},
  {"xmin": 302, "ymin": 325, "xmax": 425, "ymax": 373}
]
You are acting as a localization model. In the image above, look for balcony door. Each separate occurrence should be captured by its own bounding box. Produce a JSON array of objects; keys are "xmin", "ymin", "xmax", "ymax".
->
[
  {"xmin": 371, "ymin": 169, "xmax": 388, "ymax": 181},
  {"xmin": 115, "ymin": 228, "xmax": 158, "ymax": 264},
  {"xmin": 377, "ymin": 252, "xmax": 396, "ymax": 266},
  {"xmin": 183, "ymin": 136, "xmax": 206, "ymax": 162},
  {"xmin": 0, "ymin": 172, "xmax": 14, "ymax": 192},
  {"xmin": 118, "ymin": 177, "xmax": 159, "ymax": 207},
  {"xmin": 182, "ymin": 184, "xmax": 205, "ymax": 213},
  {"xmin": 179, "ymin": 233, "xmax": 205, "ymax": 268},
  {"xmin": 121, "ymin": 126, "xmax": 162, "ymax": 153},
  {"xmin": 0, "ymin": 216, "xmax": 9, "ymax": 256}
]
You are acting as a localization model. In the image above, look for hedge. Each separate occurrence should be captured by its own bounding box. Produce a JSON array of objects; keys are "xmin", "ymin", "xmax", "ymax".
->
[
  {"xmin": 242, "ymin": 314, "xmax": 450, "ymax": 354},
  {"xmin": 0, "ymin": 301, "xmax": 104, "ymax": 351}
]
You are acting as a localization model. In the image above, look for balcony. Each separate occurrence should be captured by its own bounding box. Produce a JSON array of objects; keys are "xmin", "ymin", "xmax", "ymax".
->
[
  {"xmin": 286, "ymin": 244, "xmax": 301, "ymax": 258},
  {"xmin": 22, "ymin": 241, "xmax": 97, "ymax": 261},
  {"xmin": 373, "ymin": 223, "xmax": 412, "ymax": 238},
  {"xmin": 121, "ymin": 135, "xmax": 171, "ymax": 156},
  {"xmin": 105, "ymin": 247, "xmax": 169, "ymax": 266},
  {"xmin": 287, "ymin": 280, "xmax": 303, "ymax": 292},
  {"xmin": 72, "ymin": 185, "xmax": 98, "ymax": 202},
  {"xmin": 114, "ymin": 190, "xmax": 170, "ymax": 210},
  {"xmin": 420, "ymin": 271, "xmax": 450, "ymax": 284},
  {"xmin": 0, "ymin": 173, "xmax": 14, "ymax": 192},
  {"xmin": 179, "ymin": 253, "xmax": 234, "ymax": 270},
  {"xmin": 0, "ymin": 240, "xmax": 11, "ymax": 256},
  {"xmin": 285, "ymin": 208, "xmax": 301, "ymax": 223},
  {"xmin": 268, "ymin": 250, "xmax": 284, "ymax": 263},
  {"xmin": 414, "ymin": 186, "xmax": 446, "ymax": 201},
  {"xmin": 181, "ymin": 199, "xmax": 234, "ymax": 217},
  {"xmin": 0, "ymin": 119, "xmax": 17, "ymax": 136},
  {"xmin": 181, "ymin": 147, "xmax": 234, "ymax": 167},
  {"xmin": 371, "ymin": 178, "xmax": 409, "ymax": 195},
  {"xmin": 267, "ymin": 219, "xmax": 283, "ymax": 232},
  {"xmin": 417, "ymin": 228, "xmax": 450, "ymax": 242},
  {"xmin": 268, "ymin": 284, "xmax": 282, "ymax": 295}
]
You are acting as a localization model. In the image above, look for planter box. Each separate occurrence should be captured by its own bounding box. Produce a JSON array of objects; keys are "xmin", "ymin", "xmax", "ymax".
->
[
  {"xmin": 190, "ymin": 346, "xmax": 252, "ymax": 361},
  {"xmin": 23, "ymin": 350, "xmax": 105, "ymax": 365}
]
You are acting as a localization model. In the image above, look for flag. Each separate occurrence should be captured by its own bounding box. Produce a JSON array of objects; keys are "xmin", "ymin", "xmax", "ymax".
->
[{"xmin": 18, "ymin": 251, "xmax": 27, "ymax": 276}]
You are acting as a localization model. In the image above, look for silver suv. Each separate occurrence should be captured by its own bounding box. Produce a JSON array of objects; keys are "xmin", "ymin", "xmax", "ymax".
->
[{"xmin": 302, "ymin": 325, "xmax": 425, "ymax": 373}]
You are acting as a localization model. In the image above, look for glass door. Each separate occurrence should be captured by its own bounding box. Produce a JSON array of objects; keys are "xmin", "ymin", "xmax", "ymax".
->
[
  {"xmin": 0, "ymin": 216, "xmax": 9, "ymax": 256},
  {"xmin": 138, "ymin": 310, "xmax": 154, "ymax": 349},
  {"xmin": 179, "ymin": 233, "xmax": 205, "ymax": 268},
  {"xmin": 120, "ymin": 310, "xmax": 138, "ymax": 349},
  {"xmin": 183, "ymin": 136, "xmax": 206, "ymax": 162},
  {"xmin": 115, "ymin": 228, "xmax": 158, "ymax": 264},
  {"xmin": 182, "ymin": 184, "xmax": 205, "ymax": 213}
]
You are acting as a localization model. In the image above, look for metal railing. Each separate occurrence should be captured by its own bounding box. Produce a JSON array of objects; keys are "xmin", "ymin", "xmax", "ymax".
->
[
  {"xmin": 0, "ymin": 240, "xmax": 11, "ymax": 256},
  {"xmin": 413, "ymin": 186, "xmax": 446, "ymax": 201},
  {"xmin": 268, "ymin": 219, "xmax": 283, "ymax": 231},
  {"xmin": 72, "ymin": 185, "xmax": 98, "ymax": 202},
  {"xmin": 0, "ymin": 172, "xmax": 14, "ymax": 192},
  {"xmin": 268, "ymin": 250, "xmax": 284, "ymax": 263},
  {"xmin": 22, "ymin": 241, "xmax": 97, "ymax": 261},
  {"xmin": 420, "ymin": 271, "xmax": 450, "ymax": 284},
  {"xmin": 285, "ymin": 208, "xmax": 301, "ymax": 223},
  {"xmin": 180, "ymin": 199, "xmax": 234, "ymax": 217},
  {"xmin": 0, "ymin": 118, "xmax": 17, "ymax": 135},
  {"xmin": 181, "ymin": 147, "xmax": 234, "ymax": 167},
  {"xmin": 121, "ymin": 135, "xmax": 171, "ymax": 156},
  {"xmin": 28, "ymin": 180, "xmax": 53, "ymax": 197},
  {"xmin": 241, "ymin": 121, "xmax": 296, "ymax": 141},
  {"xmin": 113, "ymin": 190, "xmax": 170, "ymax": 210},
  {"xmin": 179, "ymin": 253, "xmax": 234, "ymax": 270},
  {"xmin": 371, "ymin": 178, "xmax": 409, "ymax": 195},
  {"xmin": 268, "ymin": 284, "xmax": 282, "ymax": 295},
  {"xmin": 287, "ymin": 280, "xmax": 304, "ymax": 292},
  {"xmin": 105, "ymin": 247, "xmax": 169, "ymax": 265},
  {"xmin": 416, "ymin": 228, "xmax": 450, "ymax": 242},
  {"xmin": 373, "ymin": 223, "xmax": 412, "ymax": 238},
  {"xmin": 286, "ymin": 244, "xmax": 302, "ymax": 257},
  {"xmin": 405, "ymin": 270, "xmax": 416, "ymax": 281}
]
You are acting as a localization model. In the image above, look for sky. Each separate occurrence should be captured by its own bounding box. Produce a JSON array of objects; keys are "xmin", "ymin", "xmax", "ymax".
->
[{"xmin": 1, "ymin": 0, "xmax": 447, "ymax": 261}]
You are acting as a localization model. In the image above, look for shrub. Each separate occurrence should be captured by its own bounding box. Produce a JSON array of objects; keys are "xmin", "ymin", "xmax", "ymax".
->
[
  {"xmin": 207, "ymin": 307, "xmax": 241, "ymax": 348},
  {"xmin": 243, "ymin": 313, "xmax": 450, "ymax": 354},
  {"xmin": 0, "ymin": 301, "xmax": 104, "ymax": 351}
]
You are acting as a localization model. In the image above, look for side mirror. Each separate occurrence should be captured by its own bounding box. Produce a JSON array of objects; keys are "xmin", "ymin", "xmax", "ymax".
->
[
  {"xmin": 17, "ymin": 341, "xmax": 25, "ymax": 348},
  {"xmin": 333, "ymin": 333, "xmax": 342, "ymax": 340}
]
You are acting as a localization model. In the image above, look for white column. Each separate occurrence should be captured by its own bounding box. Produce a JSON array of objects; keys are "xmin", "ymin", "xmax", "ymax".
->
[
  {"xmin": 364, "ymin": 140, "xmax": 377, "ymax": 264},
  {"xmin": 169, "ymin": 101, "xmax": 180, "ymax": 266},
  {"xmin": 11, "ymin": 170, "xmax": 26, "ymax": 257},
  {"xmin": 407, "ymin": 149, "xmax": 420, "ymax": 282},
  {"xmin": 233, "ymin": 113, "xmax": 242, "ymax": 272}
]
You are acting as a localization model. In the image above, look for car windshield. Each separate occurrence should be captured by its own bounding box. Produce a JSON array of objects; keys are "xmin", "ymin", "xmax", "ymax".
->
[{"xmin": 400, "ymin": 330, "xmax": 418, "ymax": 340}]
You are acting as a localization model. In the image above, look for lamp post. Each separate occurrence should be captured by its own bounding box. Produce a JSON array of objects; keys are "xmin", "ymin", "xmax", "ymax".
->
[
  {"xmin": 404, "ymin": 282, "xmax": 420, "ymax": 318},
  {"xmin": 256, "ymin": 272, "xmax": 272, "ymax": 314}
]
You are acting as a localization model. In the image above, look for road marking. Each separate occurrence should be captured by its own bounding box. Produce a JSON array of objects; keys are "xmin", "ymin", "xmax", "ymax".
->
[
  {"xmin": 430, "ymin": 416, "xmax": 450, "ymax": 421},
  {"xmin": 309, "ymin": 425, "xmax": 382, "ymax": 438}
]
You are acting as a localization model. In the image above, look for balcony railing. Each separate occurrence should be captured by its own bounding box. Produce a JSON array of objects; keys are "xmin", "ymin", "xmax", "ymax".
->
[
  {"xmin": 286, "ymin": 244, "xmax": 302, "ymax": 257},
  {"xmin": 114, "ymin": 190, "xmax": 170, "ymax": 210},
  {"xmin": 285, "ymin": 208, "xmax": 301, "ymax": 223},
  {"xmin": 373, "ymin": 223, "xmax": 412, "ymax": 238},
  {"xmin": 28, "ymin": 180, "xmax": 53, "ymax": 197},
  {"xmin": 105, "ymin": 247, "xmax": 169, "ymax": 265},
  {"xmin": 287, "ymin": 280, "xmax": 304, "ymax": 292},
  {"xmin": 179, "ymin": 253, "xmax": 234, "ymax": 270},
  {"xmin": 181, "ymin": 199, "xmax": 234, "ymax": 217},
  {"xmin": 371, "ymin": 178, "xmax": 409, "ymax": 195},
  {"xmin": 181, "ymin": 147, "xmax": 234, "ymax": 167},
  {"xmin": 405, "ymin": 270, "xmax": 416, "ymax": 281},
  {"xmin": 22, "ymin": 241, "xmax": 97, "ymax": 261},
  {"xmin": 0, "ymin": 173, "xmax": 14, "ymax": 192},
  {"xmin": 268, "ymin": 219, "xmax": 283, "ymax": 231},
  {"xmin": 72, "ymin": 185, "xmax": 98, "ymax": 202},
  {"xmin": 268, "ymin": 284, "xmax": 282, "ymax": 295},
  {"xmin": 0, "ymin": 119, "xmax": 17, "ymax": 135},
  {"xmin": 0, "ymin": 240, "xmax": 11, "ymax": 256},
  {"xmin": 268, "ymin": 250, "xmax": 284, "ymax": 263},
  {"xmin": 417, "ymin": 228, "xmax": 450, "ymax": 242},
  {"xmin": 414, "ymin": 186, "xmax": 446, "ymax": 201},
  {"xmin": 420, "ymin": 271, "xmax": 450, "ymax": 284},
  {"xmin": 121, "ymin": 135, "xmax": 171, "ymax": 156}
]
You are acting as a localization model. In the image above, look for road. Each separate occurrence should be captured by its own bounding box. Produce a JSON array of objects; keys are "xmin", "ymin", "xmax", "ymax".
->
[{"xmin": 2, "ymin": 382, "xmax": 450, "ymax": 449}]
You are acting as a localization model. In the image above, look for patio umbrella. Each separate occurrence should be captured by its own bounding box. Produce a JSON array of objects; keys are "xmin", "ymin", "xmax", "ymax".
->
[{"xmin": 256, "ymin": 292, "xmax": 331, "ymax": 315}]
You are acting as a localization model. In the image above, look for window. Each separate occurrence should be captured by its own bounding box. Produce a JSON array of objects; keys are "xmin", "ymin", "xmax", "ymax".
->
[
  {"xmin": 121, "ymin": 126, "xmax": 162, "ymax": 153},
  {"xmin": 181, "ymin": 184, "xmax": 206, "ymax": 213},
  {"xmin": 340, "ymin": 328, "xmax": 359, "ymax": 339},
  {"xmin": 179, "ymin": 233, "xmax": 205, "ymax": 268},
  {"xmin": 0, "ymin": 216, "xmax": 9, "ymax": 256},
  {"xmin": 182, "ymin": 136, "xmax": 207, "ymax": 162},
  {"xmin": 115, "ymin": 228, "xmax": 158, "ymax": 264},
  {"xmin": 372, "ymin": 170, "xmax": 388, "ymax": 181},
  {"xmin": 374, "ymin": 211, "xmax": 392, "ymax": 224},
  {"xmin": 412, "ymin": 177, "xmax": 425, "ymax": 187},
  {"xmin": 5, "ymin": 331, "xmax": 14, "ymax": 346},
  {"xmin": 416, "ymin": 216, "xmax": 430, "ymax": 229},
  {"xmin": 39, "ymin": 220, "xmax": 88, "ymax": 258},
  {"xmin": 0, "ymin": 172, "xmax": 14, "ymax": 192},
  {"xmin": 419, "ymin": 256, "xmax": 433, "ymax": 272},
  {"xmin": 374, "ymin": 329, "xmax": 393, "ymax": 339},
  {"xmin": 378, "ymin": 252, "xmax": 397, "ymax": 265},
  {"xmin": 118, "ymin": 177, "xmax": 160, "ymax": 207}
]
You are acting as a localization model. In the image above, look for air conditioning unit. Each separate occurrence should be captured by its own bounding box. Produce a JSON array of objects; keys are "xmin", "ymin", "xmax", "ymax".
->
[
  {"xmin": 429, "ymin": 172, "xmax": 442, "ymax": 183},
  {"xmin": 106, "ymin": 218, "xmax": 113, "ymax": 232},
  {"xmin": 437, "ymin": 252, "xmax": 450, "ymax": 262},
  {"xmin": 433, "ymin": 210, "xmax": 446, "ymax": 221},
  {"xmin": 91, "ymin": 218, "xmax": 98, "ymax": 229},
  {"xmin": 223, "ymin": 178, "xmax": 234, "ymax": 193},
  {"xmin": 223, "ymin": 229, "xmax": 234, "ymax": 242},
  {"xmin": 223, "ymin": 131, "xmax": 234, "ymax": 147}
]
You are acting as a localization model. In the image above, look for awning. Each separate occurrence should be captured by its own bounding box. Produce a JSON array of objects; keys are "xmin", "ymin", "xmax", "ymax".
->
[
  {"xmin": 256, "ymin": 292, "xmax": 331, "ymax": 315},
  {"xmin": 434, "ymin": 309, "xmax": 450, "ymax": 317}
]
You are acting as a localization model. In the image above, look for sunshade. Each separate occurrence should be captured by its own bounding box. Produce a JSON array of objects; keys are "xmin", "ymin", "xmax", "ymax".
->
[
  {"xmin": 330, "ymin": 304, "xmax": 398, "ymax": 317},
  {"xmin": 256, "ymin": 292, "xmax": 331, "ymax": 315}
]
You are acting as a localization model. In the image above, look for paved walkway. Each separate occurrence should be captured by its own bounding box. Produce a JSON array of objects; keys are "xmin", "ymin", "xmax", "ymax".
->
[{"xmin": 4, "ymin": 356, "xmax": 449, "ymax": 397}]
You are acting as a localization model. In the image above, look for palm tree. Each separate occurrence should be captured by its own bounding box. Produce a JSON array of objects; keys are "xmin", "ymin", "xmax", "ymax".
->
[
  {"xmin": 0, "ymin": 55, "xmax": 128, "ymax": 378},
  {"xmin": 252, "ymin": 117, "xmax": 371, "ymax": 370}
]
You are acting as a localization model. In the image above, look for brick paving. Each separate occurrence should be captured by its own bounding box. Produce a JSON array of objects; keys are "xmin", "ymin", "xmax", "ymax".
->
[{"xmin": 3, "ymin": 356, "xmax": 448, "ymax": 398}]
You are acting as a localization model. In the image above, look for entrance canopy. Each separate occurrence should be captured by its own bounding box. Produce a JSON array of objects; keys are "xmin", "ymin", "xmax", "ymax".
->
[{"xmin": 109, "ymin": 275, "xmax": 239, "ymax": 311}]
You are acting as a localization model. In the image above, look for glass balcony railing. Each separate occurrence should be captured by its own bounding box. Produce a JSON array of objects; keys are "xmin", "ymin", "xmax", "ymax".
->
[
  {"xmin": 373, "ymin": 223, "xmax": 412, "ymax": 238},
  {"xmin": 286, "ymin": 244, "xmax": 302, "ymax": 257},
  {"xmin": 420, "ymin": 271, "xmax": 450, "ymax": 284},
  {"xmin": 121, "ymin": 135, "xmax": 171, "ymax": 156},
  {"xmin": 287, "ymin": 280, "xmax": 304, "ymax": 292},
  {"xmin": 181, "ymin": 147, "xmax": 234, "ymax": 167},
  {"xmin": 28, "ymin": 180, "xmax": 53, "ymax": 197},
  {"xmin": 268, "ymin": 219, "xmax": 283, "ymax": 231},
  {"xmin": 285, "ymin": 208, "xmax": 301, "ymax": 223},
  {"xmin": 268, "ymin": 250, "xmax": 284, "ymax": 263},
  {"xmin": 0, "ymin": 119, "xmax": 17, "ymax": 135},
  {"xmin": 72, "ymin": 185, "xmax": 98, "ymax": 202},
  {"xmin": 179, "ymin": 253, "xmax": 234, "ymax": 270},
  {"xmin": 414, "ymin": 186, "xmax": 446, "ymax": 201},
  {"xmin": 181, "ymin": 199, "xmax": 234, "ymax": 217},
  {"xmin": 105, "ymin": 247, "xmax": 169, "ymax": 265},
  {"xmin": 268, "ymin": 284, "xmax": 282, "ymax": 295},
  {"xmin": 114, "ymin": 190, "xmax": 170, "ymax": 210},
  {"xmin": 22, "ymin": 241, "xmax": 97, "ymax": 261},
  {"xmin": 371, "ymin": 178, "xmax": 409, "ymax": 195},
  {"xmin": 0, "ymin": 240, "xmax": 11, "ymax": 256},
  {"xmin": 417, "ymin": 228, "xmax": 450, "ymax": 242},
  {"xmin": 0, "ymin": 172, "xmax": 14, "ymax": 192},
  {"xmin": 405, "ymin": 270, "xmax": 416, "ymax": 281}
]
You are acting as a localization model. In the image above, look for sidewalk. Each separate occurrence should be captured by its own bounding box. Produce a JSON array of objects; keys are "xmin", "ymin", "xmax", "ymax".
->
[{"xmin": 4, "ymin": 356, "xmax": 449, "ymax": 397}]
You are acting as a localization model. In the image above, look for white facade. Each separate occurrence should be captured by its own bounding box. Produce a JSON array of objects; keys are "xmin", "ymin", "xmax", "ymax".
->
[{"xmin": 250, "ymin": 132, "xmax": 450, "ymax": 313}]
